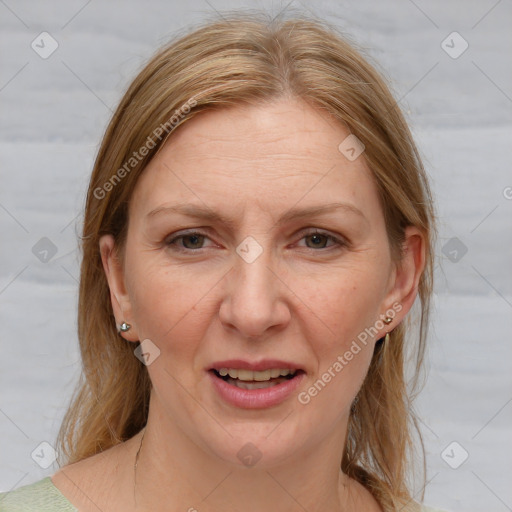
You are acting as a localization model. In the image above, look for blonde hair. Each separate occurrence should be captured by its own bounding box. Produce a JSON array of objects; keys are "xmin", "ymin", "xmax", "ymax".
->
[{"xmin": 57, "ymin": 11, "xmax": 436, "ymax": 511}]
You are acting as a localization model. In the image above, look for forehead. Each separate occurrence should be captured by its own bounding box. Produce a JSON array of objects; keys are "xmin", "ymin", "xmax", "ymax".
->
[{"xmin": 130, "ymin": 98, "xmax": 381, "ymax": 221}]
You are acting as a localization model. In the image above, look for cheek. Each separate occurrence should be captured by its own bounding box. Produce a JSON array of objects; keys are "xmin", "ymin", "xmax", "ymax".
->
[
  {"xmin": 306, "ymin": 263, "xmax": 388, "ymax": 348},
  {"xmin": 298, "ymin": 264, "xmax": 386, "ymax": 406},
  {"xmin": 126, "ymin": 261, "xmax": 212, "ymax": 413},
  {"xmin": 126, "ymin": 257, "xmax": 216, "ymax": 362},
  {"xmin": 298, "ymin": 285, "xmax": 379, "ymax": 417}
]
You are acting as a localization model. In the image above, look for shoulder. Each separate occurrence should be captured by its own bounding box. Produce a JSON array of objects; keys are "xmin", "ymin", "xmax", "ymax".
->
[{"xmin": 0, "ymin": 477, "xmax": 77, "ymax": 511}]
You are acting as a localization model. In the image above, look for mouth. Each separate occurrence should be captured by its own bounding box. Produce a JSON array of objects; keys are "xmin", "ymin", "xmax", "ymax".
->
[
  {"xmin": 207, "ymin": 360, "xmax": 306, "ymax": 408},
  {"xmin": 209, "ymin": 367, "xmax": 304, "ymax": 390}
]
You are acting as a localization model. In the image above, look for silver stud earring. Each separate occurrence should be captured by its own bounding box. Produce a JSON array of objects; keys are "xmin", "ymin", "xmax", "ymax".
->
[{"xmin": 118, "ymin": 321, "xmax": 131, "ymax": 333}]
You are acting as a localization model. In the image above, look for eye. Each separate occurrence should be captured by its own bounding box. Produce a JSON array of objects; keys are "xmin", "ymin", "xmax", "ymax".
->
[
  {"xmin": 297, "ymin": 229, "xmax": 346, "ymax": 250},
  {"xmin": 165, "ymin": 230, "xmax": 214, "ymax": 252}
]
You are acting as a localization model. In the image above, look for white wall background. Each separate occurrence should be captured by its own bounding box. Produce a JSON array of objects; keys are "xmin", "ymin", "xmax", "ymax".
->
[{"xmin": 1, "ymin": 1, "xmax": 511, "ymax": 511}]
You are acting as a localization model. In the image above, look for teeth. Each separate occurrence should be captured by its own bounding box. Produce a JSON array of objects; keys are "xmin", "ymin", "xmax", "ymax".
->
[{"xmin": 217, "ymin": 368, "xmax": 296, "ymax": 381}]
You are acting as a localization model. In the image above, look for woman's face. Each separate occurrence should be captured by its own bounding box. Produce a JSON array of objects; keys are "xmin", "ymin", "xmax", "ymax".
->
[{"xmin": 101, "ymin": 98, "xmax": 420, "ymax": 469}]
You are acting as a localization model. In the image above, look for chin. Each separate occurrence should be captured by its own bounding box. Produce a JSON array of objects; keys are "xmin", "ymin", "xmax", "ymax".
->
[{"xmin": 197, "ymin": 420, "xmax": 311, "ymax": 471}]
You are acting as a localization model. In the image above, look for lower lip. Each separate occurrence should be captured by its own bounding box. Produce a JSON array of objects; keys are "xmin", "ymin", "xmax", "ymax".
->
[{"xmin": 208, "ymin": 371, "xmax": 305, "ymax": 409}]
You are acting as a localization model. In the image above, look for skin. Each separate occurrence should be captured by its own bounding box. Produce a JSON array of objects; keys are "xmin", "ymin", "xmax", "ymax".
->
[{"xmin": 52, "ymin": 97, "xmax": 425, "ymax": 512}]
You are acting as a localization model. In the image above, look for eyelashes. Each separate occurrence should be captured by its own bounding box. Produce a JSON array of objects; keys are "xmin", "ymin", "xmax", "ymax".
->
[{"xmin": 165, "ymin": 228, "xmax": 347, "ymax": 254}]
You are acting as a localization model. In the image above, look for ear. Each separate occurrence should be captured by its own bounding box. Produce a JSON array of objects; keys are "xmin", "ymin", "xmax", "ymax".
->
[
  {"xmin": 381, "ymin": 225, "xmax": 427, "ymax": 328},
  {"xmin": 99, "ymin": 234, "xmax": 139, "ymax": 343}
]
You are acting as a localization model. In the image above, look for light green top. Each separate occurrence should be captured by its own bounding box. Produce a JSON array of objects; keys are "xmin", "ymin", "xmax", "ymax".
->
[
  {"xmin": 0, "ymin": 477, "xmax": 76, "ymax": 511},
  {"xmin": 0, "ymin": 476, "xmax": 448, "ymax": 511}
]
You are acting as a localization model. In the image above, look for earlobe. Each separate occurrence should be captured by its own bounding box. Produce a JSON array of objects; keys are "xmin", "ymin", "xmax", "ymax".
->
[{"xmin": 99, "ymin": 234, "xmax": 139, "ymax": 342}]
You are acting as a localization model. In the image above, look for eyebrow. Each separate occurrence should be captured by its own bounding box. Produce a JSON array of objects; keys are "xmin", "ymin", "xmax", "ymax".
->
[{"xmin": 146, "ymin": 202, "xmax": 368, "ymax": 228}]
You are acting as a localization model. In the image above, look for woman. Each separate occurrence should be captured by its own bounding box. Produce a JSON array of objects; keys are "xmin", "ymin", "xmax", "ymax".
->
[{"xmin": 0, "ymin": 11, "xmax": 444, "ymax": 512}]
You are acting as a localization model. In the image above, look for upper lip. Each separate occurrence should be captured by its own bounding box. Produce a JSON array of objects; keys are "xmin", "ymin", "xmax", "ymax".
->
[{"xmin": 209, "ymin": 359, "xmax": 304, "ymax": 372}]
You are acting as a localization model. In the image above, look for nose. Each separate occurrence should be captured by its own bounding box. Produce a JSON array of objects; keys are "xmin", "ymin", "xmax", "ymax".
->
[{"xmin": 218, "ymin": 240, "xmax": 291, "ymax": 339}]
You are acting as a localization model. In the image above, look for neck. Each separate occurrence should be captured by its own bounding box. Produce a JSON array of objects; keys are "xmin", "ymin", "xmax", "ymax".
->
[{"xmin": 130, "ymin": 400, "xmax": 365, "ymax": 512}]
